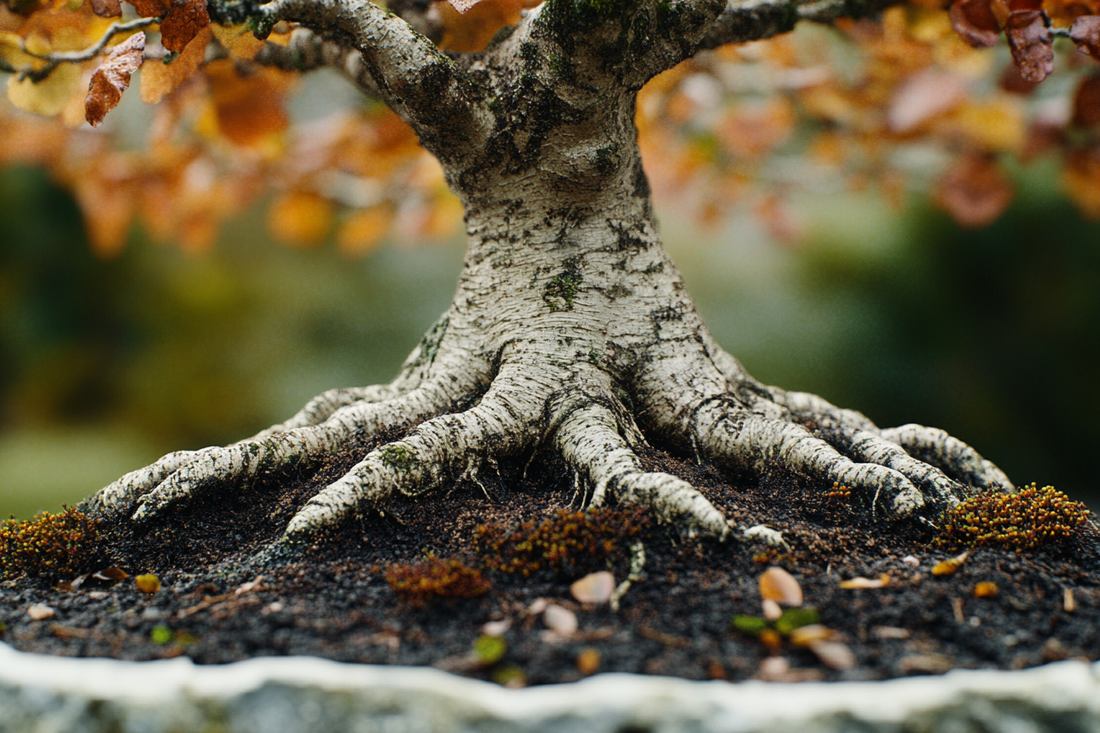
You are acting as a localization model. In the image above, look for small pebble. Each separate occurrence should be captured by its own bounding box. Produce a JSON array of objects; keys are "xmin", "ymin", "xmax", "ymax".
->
[{"xmin": 27, "ymin": 603, "xmax": 55, "ymax": 621}]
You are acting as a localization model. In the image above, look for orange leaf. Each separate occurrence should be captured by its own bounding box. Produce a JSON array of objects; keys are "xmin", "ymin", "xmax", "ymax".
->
[
  {"xmin": 128, "ymin": 0, "xmax": 170, "ymax": 16},
  {"xmin": 759, "ymin": 567, "xmax": 803, "ymax": 606},
  {"xmin": 268, "ymin": 191, "xmax": 333, "ymax": 247},
  {"xmin": 933, "ymin": 155, "xmax": 1013, "ymax": 228},
  {"xmin": 140, "ymin": 25, "xmax": 209, "ymax": 103},
  {"xmin": 438, "ymin": 0, "xmax": 541, "ymax": 53},
  {"xmin": 1005, "ymin": 10, "xmax": 1053, "ymax": 83},
  {"xmin": 203, "ymin": 58, "xmax": 290, "ymax": 149},
  {"xmin": 160, "ymin": 0, "xmax": 209, "ymax": 53},
  {"xmin": 1073, "ymin": 75, "xmax": 1100, "ymax": 128},
  {"xmin": 85, "ymin": 31, "xmax": 144, "ymax": 127},
  {"xmin": 337, "ymin": 206, "xmax": 392, "ymax": 255},
  {"xmin": 447, "ymin": 0, "xmax": 482, "ymax": 12},
  {"xmin": 1070, "ymin": 15, "xmax": 1100, "ymax": 61},
  {"xmin": 89, "ymin": 0, "xmax": 121, "ymax": 18},
  {"xmin": 949, "ymin": 0, "xmax": 1000, "ymax": 48}
]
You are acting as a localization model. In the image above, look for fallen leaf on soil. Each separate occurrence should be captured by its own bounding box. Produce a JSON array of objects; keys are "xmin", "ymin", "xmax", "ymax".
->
[
  {"xmin": 576, "ymin": 647, "xmax": 600, "ymax": 675},
  {"xmin": 809, "ymin": 640, "xmax": 857, "ymax": 670},
  {"xmin": 932, "ymin": 551, "xmax": 971, "ymax": 576},
  {"xmin": 788, "ymin": 624, "xmax": 834, "ymax": 646},
  {"xmin": 235, "ymin": 576, "xmax": 266, "ymax": 595},
  {"xmin": 872, "ymin": 625, "xmax": 911, "ymax": 639},
  {"xmin": 27, "ymin": 603, "xmax": 55, "ymax": 621},
  {"xmin": 1064, "ymin": 588, "xmax": 1075, "ymax": 612},
  {"xmin": 762, "ymin": 598, "xmax": 783, "ymax": 620},
  {"xmin": 85, "ymin": 32, "xmax": 145, "ymax": 128},
  {"xmin": 973, "ymin": 581, "xmax": 999, "ymax": 598},
  {"xmin": 759, "ymin": 566, "xmax": 802, "ymax": 606},
  {"xmin": 51, "ymin": 624, "xmax": 89, "ymax": 639},
  {"xmin": 570, "ymin": 571, "xmax": 615, "ymax": 604},
  {"xmin": 902, "ymin": 555, "xmax": 920, "ymax": 567},
  {"xmin": 480, "ymin": 618, "xmax": 511, "ymax": 636},
  {"xmin": 839, "ymin": 574, "xmax": 890, "ymax": 589},
  {"xmin": 472, "ymin": 634, "xmax": 506, "ymax": 665},
  {"xmin": 85, "ymin": 567, "xmax": 130, "ymax": 588},
  {"xmin": 542, "ymin": 604, "xmax": 577, "ymax": 636},
  {"xmin": 135, "ymin": 574, "xmax": 161, "ymax": 594}
]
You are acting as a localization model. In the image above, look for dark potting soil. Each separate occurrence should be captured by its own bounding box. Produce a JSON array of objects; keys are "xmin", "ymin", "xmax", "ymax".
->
[{"xmin": 2, "ymin": 439, "xmax": 1098, "ymax": 686}]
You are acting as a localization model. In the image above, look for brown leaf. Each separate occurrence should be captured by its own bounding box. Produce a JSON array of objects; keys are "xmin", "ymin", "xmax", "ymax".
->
[
  {"xmin": 85, "ymin": 32, "xmax": 145, "ymax": 127},
  {"xmin": 129, "ymin": 0, "xmax": 170, "ymax": 16},
  {"xmin": 89, "ymin": 0, "xmax": 121, "ymax": 18},
  {"xmin": 447, "ymin": 0, "xmax": 482, "ymax": 12},
  {"xmin": 140, "ymin": 25, "xmax": 210, "ymax": 104},
  {"xmin": 933, "ymin": 155, "xmax": 1014, "ymax": 228},
  {"xmin": 949, "ymin": 0, "xmax": 1001, "ymax": 48},
  {"xmin": 1070, "ymin": 16, "xmax": 1100, "ymax": 61},
  {"xmin": 759, "ymin": 566, "xmax": 803, "ymax": 606},
  {"xmin": 1073, "ymin": 75, "xmax": 1100, "ymax": 127},
  {"xmin": 160, "ymin": 0, "xmax": 210, "ymax": 53},
  {"xmin": 1005, "ymin": 10, "xmax": 1054, "ymax": 83},
  {"xmin": 129, "ymin": 0, "xmax": 169, "ymax": 15}
]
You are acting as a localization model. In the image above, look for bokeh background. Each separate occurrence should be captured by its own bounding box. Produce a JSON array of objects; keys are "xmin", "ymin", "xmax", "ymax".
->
[{"xmin": 2, "ymin": 155, "xmax": 1098, "ymax": 520}]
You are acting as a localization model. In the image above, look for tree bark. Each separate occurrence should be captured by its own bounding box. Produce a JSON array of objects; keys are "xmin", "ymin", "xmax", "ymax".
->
[{"xmin": 83, "ymin": 0, "xmax": 1011, "ymax": 550}]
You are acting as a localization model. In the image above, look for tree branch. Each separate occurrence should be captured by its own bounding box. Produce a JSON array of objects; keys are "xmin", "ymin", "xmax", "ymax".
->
[
  {"xmin": 256, "ymin": 0, "xmax": 489, "ymax": 159},
  {"xmin": 253, "ymin": 29, "xmax": 382, "ymax": 98},
  {"xmin": 14, "ymin": 17, "xmax": 157, "ymax": 83},
  {"xmin": 698, "ymin": 0, "xmax": 906, "ymax": 49}
]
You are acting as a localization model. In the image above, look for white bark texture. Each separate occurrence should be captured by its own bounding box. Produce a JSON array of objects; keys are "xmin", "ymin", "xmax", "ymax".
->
[{"xmin": 84, "ymin": 0, "xmax": 1012, "ymax": 548}]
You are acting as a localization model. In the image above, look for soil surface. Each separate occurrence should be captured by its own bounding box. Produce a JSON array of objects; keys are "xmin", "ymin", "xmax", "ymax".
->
[{"xmin": 2, "ymin": 439, "xmax": 1099, "ymax": 686}]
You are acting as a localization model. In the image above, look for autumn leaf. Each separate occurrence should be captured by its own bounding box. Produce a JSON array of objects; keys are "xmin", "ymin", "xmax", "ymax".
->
[
  {"xmin": 1069, "ymin": 15, "xmax": 1100, "ymax": 61},
  {"xmin": 7, "ymin": 63, "xmax": 83, "ymax": 117},
  {"xmin": 140, "ymin": 25, "xmax": 210, "ymax": 103},
  {"xmin": 89, "ymin": 0, "xmax": 121, "ymax": 18},
  {"xmin": 268, "ymin": 191, "xmax": 333, "ymax": 246},
  {"xmin": 949, "ymin": 0, "xmax": 1000, "ymax": 48},
  {"xmin": 1071, "ymin": 76, "xmax": 1100, "ymax": 132},
  {"xmin": 1005, "ymin": 10, "xmax": 1053, "ymax": 83},
  {"xmin": 933, "ymin": 154, "xmax": 1013, "ymax": 227},
  {"xmin": 128, "ymin": 0, "xmax": 170, "ymax": 17},
  {"xmin": 438, "ymin": 0, "xmax": 542, "ymax": 52},
  {"xmin": 85, "ymin": 31, "xmax": 144, "ymax": 127},
  {"xmin": 201, "ymin": 58, "xmax": 291, "ymax": 150},
  {"xmin": 160, "ymin": 0, "xmax": 210, "ymax": 53}
]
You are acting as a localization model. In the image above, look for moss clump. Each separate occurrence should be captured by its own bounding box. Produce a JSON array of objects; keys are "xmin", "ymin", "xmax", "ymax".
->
[
  {"xmin": 543, "ymin": 271, "xmax": 582, "ymax": 312},
  {"xmin": 473, "ymin": 507, "xmax": 649, "ymax": 578},
  {"xmin": 380, "ymin": 444, "xmax": 416, "ymax": 471},
  {"xmin": 936, "ymin": 484, "xmax": 1090, "ymax": 552},
  {"xmin": 384, "ymin": 556, "xmax": 491, "ymax": 607},
  {"xmin": 0, "ymin": 507, "xmax": 102, "ymax": 580}
]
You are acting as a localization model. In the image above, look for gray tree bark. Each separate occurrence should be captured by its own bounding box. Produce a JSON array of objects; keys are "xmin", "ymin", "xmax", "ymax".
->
[{"xmin": 83, "ymin": 0, "xmax": 1011, "ymax": 548}]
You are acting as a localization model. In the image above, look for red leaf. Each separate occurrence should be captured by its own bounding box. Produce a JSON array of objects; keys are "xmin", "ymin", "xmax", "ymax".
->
[
  {"xmin": 89, "ymin": 0, "xmax": 121, "ymax": 18},
  {"xmin": 1070, "ymin": 15, "xmax": 1100, "ymax": 61},
  {"xmin": 128, "ymin": 0, "xmax": 169, "ymax": 16},
  {"xmin": 950, "ymin": 0, "xmax": 1000, "ymax": 48},
  {"xmin": 1005, "ymin": 10, "xmax": 1053, "ymax": 83},
  {"xmin": 85, "ymin": 32, "xmax": 145, "ymax": 127},
  {"xmin": 933, "ymin": 155, "xmax": 1014, "ymax": 228},
  {"xmin": 1073, "ymin": 75, "xmax": 1100, "ymax": 128},
  {"xmin": 160, "ymin": 0, "xmax": 210, "ymax": 52}
]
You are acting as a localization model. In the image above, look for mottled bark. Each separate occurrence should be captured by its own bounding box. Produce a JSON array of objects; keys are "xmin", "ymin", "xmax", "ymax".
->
[{"xmin": 85, "ymin": 0, "xmax": 1011, "ymax": 549}]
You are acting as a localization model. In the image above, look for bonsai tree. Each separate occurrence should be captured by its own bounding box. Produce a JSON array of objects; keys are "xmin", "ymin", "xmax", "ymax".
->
[{"xmin": 3, "ymin": 0, "xmax": 1097, "ymax": 548}]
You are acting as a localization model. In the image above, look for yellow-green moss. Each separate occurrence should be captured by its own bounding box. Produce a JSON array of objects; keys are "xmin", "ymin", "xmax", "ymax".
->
[
  {"xmin": 936, "ymin": 484, "xmax": 1090, "ymax": 552},
  {"xmin": 0, "ymin": 507, "xmax": 102, "ymax": 579}
]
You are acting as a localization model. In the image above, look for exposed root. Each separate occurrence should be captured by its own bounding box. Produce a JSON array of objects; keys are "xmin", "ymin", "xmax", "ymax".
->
[{"xmin": 881, "ymin": 424, "xmax": 1013, "ymax": 491}]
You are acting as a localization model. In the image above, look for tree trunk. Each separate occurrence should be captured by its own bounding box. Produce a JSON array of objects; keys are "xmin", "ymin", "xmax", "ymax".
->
[{"xmin": 83, "ymin": 0, "xmax": 1012, "ymax": 549}]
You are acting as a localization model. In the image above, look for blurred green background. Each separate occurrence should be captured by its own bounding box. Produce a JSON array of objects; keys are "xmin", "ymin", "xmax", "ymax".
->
[{"xmin": 1, "ymin": 161, "xmax": 1098, "ymax": 520}]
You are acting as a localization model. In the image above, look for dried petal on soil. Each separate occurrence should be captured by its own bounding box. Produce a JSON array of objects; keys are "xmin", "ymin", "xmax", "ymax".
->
[
  {"xmin": 789, "ymin": 624, "xmax": 834, "ymax": 646},
  {"xmin": 872, "ymin": 626, "xmax": 911, "ymax": 639},
  {"xmin": 570, "ymin": 571, "xmax": 615, "ymax": 604},
  {"xmin": 1064, "ymin": 588, "xmax": 1075, "ymax": 612},
  {"xmin": 759, "ymin": 566, "xmax": 802, "ymax": 606},
  {"xmin": 973, "ymin": 581, "xmax": 999, "ymax": 598},
  {"xmin": 481, "ymin": 619, "xmax": 511, "ymax": 636},
  {"xmin": 543, "ymin": 604, "xmax": 577, "ymax": 636},
  {"xmin": 576, "ymin": 647, "xmax": 600, "ymax": 675},
  {"xmin": 932, "ymin": 551, "xmax": 971, "ymax": 576},
  {"xmin": 809, "ymin": 640, "xmax": 857, "ymax": 670},
  {"xmin": 27, "ymin": 603, "xmax": 55, "ymax": 621},
  {"xmin": 135, "ymin": 574, "xmax": 161, "ymax": 594},
  {"xmin": 839, "ymin": 574, "xmax": 890, "ymax": 589}
]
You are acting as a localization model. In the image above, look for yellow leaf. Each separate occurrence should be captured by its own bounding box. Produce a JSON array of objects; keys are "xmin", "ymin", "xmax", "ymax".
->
[
  {"xmin": 950, "ymin": 98, "xmax": 1025, "ymax": 153},
  {"xmin": 7, "ymin": 63, "xmax": 82, "ymax": 117},
  {"xmin": 337, "ymin": 206, "xmax": 392, "ymax": 256},
  {"xmin": 268, "ymin": 192, "xmax": 333, "ymax": 247},
  {"xmin": 211, "ymin": 23, "xmax": 265, "ymax": 60}
]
